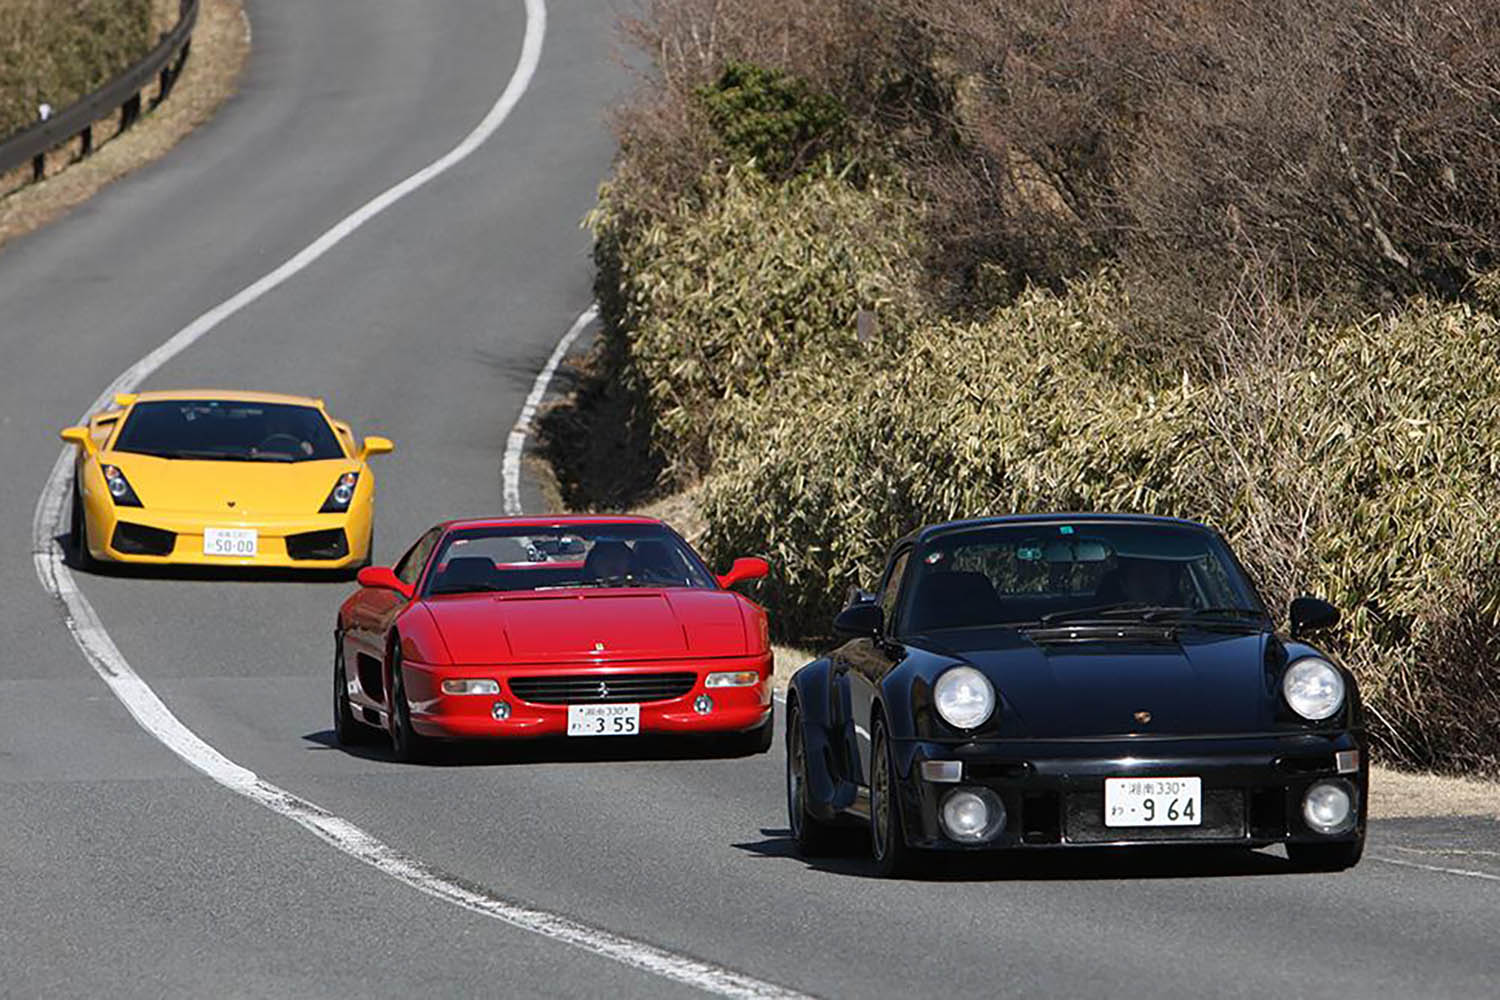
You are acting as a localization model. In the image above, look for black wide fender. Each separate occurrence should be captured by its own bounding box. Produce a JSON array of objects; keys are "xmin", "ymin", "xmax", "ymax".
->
[{"xmin": 788, "ymin": 659, "xmax": 861, "ymax": 819}]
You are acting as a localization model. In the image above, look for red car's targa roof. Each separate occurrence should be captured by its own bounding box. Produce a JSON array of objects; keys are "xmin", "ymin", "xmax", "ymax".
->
[{"xmin": 437, "ymin": 514, "xmax": 666, "ymax": 532}]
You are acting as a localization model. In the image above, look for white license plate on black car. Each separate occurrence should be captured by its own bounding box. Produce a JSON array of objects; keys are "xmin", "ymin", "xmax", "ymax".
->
[
  {"xmin": 203, "ymin": 527, "xmax": 257, "ymax": 557},
  {"xmin": 567, "ymin": 703, "xmax": 640, "ymax": 736},
  {"xmin": 1105, "ymin": 776, "xmax": 1202, "ymax": 827}
]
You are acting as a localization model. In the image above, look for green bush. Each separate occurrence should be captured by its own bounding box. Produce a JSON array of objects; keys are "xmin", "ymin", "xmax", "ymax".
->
[
  {"xmin": 0, "ymin": 0, "xmax": 155, "ymax": 141},
  {"xmin": 589, "ymin": 166, "xmax": 927, "ymax": 477},
  {"xmin": 699, "ymin": 281, "xmax": 1500, "ymax": 772},
  {"xmin": 696, "ymin": 61, "xmax": 847, "ymax": 179}
]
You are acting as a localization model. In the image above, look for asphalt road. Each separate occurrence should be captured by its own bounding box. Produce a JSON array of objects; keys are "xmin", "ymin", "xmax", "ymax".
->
[{"xmin": 2, "ymin": 1, "xmax": 1497, "ymax": 997}]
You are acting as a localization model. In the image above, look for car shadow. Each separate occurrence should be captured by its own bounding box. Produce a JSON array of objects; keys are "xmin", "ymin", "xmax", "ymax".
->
[
  {"xmin": 302, "ymin": 728, "xmax": 768, "ymax": 767},
  {"xmin": 52, "ymin": 533, "xmax": 357, "ymax": 583},
  {"xmin": 733, "ymin": 827, "xmax": 1301, "ymax": 881}
]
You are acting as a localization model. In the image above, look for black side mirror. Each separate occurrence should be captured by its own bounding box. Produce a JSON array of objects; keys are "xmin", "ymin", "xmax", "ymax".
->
[
  {"xmin": 833, "ymin": 602, "xmax": 883, "ymax": 639},
  {"xmin": 1289, "ymin": 596, "xmax": 1339, "ymax": 638}
]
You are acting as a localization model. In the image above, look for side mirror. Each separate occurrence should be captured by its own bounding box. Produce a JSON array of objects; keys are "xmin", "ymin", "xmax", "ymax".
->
[
  {"xmin": 112, "ymin": 393, "xmax": 137, "ymax": 409},
  {"xmin": 1289, "ymin": 596, "xmax": 1339, "ymax": 638},
  {"xmin": 357, "ymin": 566, "xmax": 413, "ymax": 598},
  {"xmin": 361, "ymin": 435, "xmax": 394, "ymax": 459},
  {"xmin": 833, "ymin": 602, "xmax": 883, "ymax": 639},
  {"xmin": 717, "ymin": 556, "xmax": 769, "ymax": 589},
  {"xmin": 59, "ymin": 426, "xmax": 96, "ymax": 453}
]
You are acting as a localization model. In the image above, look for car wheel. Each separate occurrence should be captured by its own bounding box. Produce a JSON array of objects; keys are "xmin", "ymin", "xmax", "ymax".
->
[
  {"xmin": 1286, "ymin": 838, "xmax": 1364, "ymax": 872},
  {"xmin": 332, "ymin": 633, "xmax": 375, "ymax": 746},
  {"xmin": 387, "ymin": 642, "xmax": 432, "ymax": 764},
  {"xmin": 70, "ymin": 478, "xmax": 97, "ymax": 570},
  {"xmin": 786, "ymin": 701, "xmax": 843, "ymax": 856},
  {"xmin": 870, "ymin": 717, "xmax": 920, "ymax": 877}
]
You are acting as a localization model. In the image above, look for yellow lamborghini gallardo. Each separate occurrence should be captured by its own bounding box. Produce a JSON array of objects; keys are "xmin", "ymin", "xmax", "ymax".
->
[{"xmin": 60, "ymin": 390, "xmax": 393, "ymax": 570}]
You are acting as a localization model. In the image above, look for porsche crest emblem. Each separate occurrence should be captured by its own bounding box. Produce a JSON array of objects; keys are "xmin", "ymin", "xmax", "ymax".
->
[
  {"xmin": 593, "ymin": 641, "xmax": 605, "ymax": 652},
  {"xmin": 1134, "ymin": 710, "xmax": 1152, "ymax": 725}
]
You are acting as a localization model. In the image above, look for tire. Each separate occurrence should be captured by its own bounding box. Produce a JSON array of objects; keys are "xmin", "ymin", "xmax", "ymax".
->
[
  {"xmin": 332, "ymin": 633, "xmax": 376, "ymax": 746},
  {"xmin": 870, "ymin": 717, "xmax": 922, "ymax": 877},
  {"xmin": 1287, "ymin": 838, "xmax": 1365, "ymax": 872},
  {"xmin": 785, "ymin": 701, "xmax": 844, "ymax": 856},
  {"xmin": 70, "ymin": 479, "xmax": 97, "ymax": 570},
  {"xmin": 387, "ymin": 642, "xmax": 433, "ymax": 763}
]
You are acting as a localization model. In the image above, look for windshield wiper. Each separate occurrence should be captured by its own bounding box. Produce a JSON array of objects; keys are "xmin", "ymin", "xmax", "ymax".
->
[
  {"xmin": 1039, "ymin": 603, "xmax": 1181, "ymax": 625},
  {"xmin": 430, "ymin": 585, "xmax": 501, "ymax": 596},
  {"xmin": 1140, "ymin": 606, "xmax": 1267, "ymax": 625}
]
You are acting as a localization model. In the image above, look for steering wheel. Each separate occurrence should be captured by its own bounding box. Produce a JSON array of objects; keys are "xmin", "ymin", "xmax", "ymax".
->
[{"xmin": 255, "ymin": 432, "xmax": 305, "ymax": 454}]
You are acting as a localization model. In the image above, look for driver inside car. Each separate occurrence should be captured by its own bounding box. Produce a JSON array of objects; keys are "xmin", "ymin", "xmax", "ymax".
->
[
  {"xmin": 1099, "ymin": 557, "xmax": 1184, "ymax": 607},
  {"xmin": 583, "ymin": 540, "xmax": 635, "ymax": 583}
]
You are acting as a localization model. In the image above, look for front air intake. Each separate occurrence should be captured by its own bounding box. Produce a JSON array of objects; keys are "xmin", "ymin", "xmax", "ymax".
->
[
  {"xmin": 111, "ymin": 522, "xmax": 175, "ymax": 556},
  {"xmin": 286, "ymin": 528, "xmax": 348, "ymax": 561}
]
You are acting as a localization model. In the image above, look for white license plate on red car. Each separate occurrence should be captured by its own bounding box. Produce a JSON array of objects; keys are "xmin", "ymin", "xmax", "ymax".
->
[
  {"xmin": 203, "ymin": 528, "xmax": 257, "ymax": 557},
  {"xmin": 567, "ymin": 703, "xmax": 640, "ymax": 736},
  {"xmin": 1105, "ymin": 776, "xmax": 1202, "ymax": 827}
]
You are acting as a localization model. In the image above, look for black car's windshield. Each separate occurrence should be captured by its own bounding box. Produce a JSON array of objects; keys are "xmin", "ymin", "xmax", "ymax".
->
[
  {"xmin": 113, "ymin": 400, "xmax": 345, "ymax": 462},
  {"xmin": 902, "ymin": 521, "xmax": 1265, "ymax": 633},
  {"xmin": 424, "ymin": 523, "xmax": 716, "ymax": 596}
]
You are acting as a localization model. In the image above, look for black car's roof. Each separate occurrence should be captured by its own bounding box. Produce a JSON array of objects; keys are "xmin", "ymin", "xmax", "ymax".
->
[{"xmin": 894, "ymin": 513, "xmax": 1218, "ymax": 551}]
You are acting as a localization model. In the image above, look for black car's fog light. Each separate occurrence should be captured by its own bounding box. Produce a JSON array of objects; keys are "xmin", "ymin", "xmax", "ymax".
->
[
  {"xmin": 939, "ymin": 787, "xmax": 1006, "ymax": 843},
  {"xmin": 1302, "ymin": 779, "xmax": 1355, "ymax": 835}
]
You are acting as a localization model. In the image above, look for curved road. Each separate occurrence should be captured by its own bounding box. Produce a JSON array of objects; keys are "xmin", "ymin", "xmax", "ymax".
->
[{"xmin": 2, "ymin": 2, "xmax": 1496, "ymax": 997}]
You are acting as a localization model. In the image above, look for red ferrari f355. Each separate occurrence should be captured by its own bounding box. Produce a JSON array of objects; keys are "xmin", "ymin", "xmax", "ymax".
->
[{"xmin": 334, "ymin": 516, "xmax": 773, "ymax": 761}]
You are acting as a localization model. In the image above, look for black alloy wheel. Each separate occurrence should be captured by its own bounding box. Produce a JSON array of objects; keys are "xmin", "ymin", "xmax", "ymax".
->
[
  {"xmin": 332, "ymin": 632, "xmax": 375, "ymax": 746},
  {"xmin": 1287, "ymin": 837, "xmax": 1365, "ymax": 872},
  {"xmin": 785, "ymin": 701, "xmax": 842, "ymax": 856},
  {"xmin": 870, "ymin": 717, "xmax": 919, "ymax": 877},
  {"xmin": 388, "ymin": 642, "xmax": 432, "ymax": 763}
]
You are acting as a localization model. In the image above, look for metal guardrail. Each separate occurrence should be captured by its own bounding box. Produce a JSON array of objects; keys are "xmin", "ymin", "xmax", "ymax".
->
[{"xmin": 0, "ymin": 0, "xmax": 199, "ymax": 182}]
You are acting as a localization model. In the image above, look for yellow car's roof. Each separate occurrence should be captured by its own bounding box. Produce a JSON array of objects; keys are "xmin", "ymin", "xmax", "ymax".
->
[{"xmin": 125, "ymin": 389, "xmax": 326, "ymax": 408}]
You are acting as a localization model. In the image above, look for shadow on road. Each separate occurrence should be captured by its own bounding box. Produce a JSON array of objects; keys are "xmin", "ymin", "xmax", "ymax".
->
[
  {"xmin": 302, "ymin": 728, "xmax": 770, "ymax": 767},
  {"xmin": 734, "ymin": 827, "xmax": 1304, "ymax": 882}
]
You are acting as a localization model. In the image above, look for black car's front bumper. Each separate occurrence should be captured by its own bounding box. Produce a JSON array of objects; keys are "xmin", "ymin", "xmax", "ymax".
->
[{"xmin": 891, "ymin": 731, "xmax": 1367, "ymax": 850}]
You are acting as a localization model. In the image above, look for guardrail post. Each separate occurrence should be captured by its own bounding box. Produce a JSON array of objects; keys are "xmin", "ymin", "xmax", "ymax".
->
[{"xmin": 120, "ymin": 92, "xmax": 142, "ymax": 133}]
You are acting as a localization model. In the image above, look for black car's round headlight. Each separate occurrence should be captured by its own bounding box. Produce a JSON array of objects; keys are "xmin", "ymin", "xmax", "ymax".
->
[
  {"xmin": 933, "ymin": 666, "xmax": 995, "ymax": 730},
  {"xmin": 1282, "ymin": 657, "xmax": 1345, "ymax": 721}
]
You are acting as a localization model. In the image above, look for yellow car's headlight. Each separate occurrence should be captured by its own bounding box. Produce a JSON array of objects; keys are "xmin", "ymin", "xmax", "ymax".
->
[{"xmin": 319, "ymin": 472, "xmax": 359, "ymax": 513}]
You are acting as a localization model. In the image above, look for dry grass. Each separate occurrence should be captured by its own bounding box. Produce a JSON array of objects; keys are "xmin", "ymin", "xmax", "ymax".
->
[{"xmin": 0, "ymin": 0, "xmax": 248, "ymax": 252}]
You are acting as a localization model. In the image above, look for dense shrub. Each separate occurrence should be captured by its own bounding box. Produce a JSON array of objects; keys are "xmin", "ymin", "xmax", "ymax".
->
[
  {"xmin": 588, "ymin": 167, "xmax": 926, "ymax": 477},
  {"xmin": 0, "ymin": 0, "xmax": 155, "ymax": 141},
  {"xmin": 696, "ymin": 62, "xmax": 848, "ymax": 179},
  {"xmin": 699, "ymin": 281, "xmax": 1500, "ymax": 772}
]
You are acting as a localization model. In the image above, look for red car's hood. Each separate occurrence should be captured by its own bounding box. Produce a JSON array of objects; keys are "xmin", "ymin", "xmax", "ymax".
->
[{"xmin": 422, "ymin": 588, "xmax": 752, "ymax": 665}]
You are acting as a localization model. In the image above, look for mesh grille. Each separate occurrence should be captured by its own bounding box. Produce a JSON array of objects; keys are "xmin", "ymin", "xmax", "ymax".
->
[{"xmin": 509, "ymin": 672, "xmax": 696, "ymax": 705}]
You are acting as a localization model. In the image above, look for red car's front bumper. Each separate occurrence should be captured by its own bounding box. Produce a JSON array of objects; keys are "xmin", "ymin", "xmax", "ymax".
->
[{"xmin": 400, "ymin": 654, "xmax": 774, "ymax": 740}]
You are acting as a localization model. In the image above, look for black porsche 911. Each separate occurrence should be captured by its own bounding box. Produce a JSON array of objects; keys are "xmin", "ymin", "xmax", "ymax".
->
[{"xmin": 785, "ymin": 514, "xmax": 1367, "ymax": 876}]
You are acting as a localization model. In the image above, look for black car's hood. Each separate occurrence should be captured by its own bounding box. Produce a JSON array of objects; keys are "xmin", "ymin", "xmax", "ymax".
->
[{"xmin": 933, "ymin": 627, "xmax": 1273, "ymax": 738}]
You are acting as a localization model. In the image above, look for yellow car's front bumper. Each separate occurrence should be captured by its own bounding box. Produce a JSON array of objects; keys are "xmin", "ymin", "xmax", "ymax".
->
[{"xmin": 83, "ymin": 502, "xmax": 373, "ymax": 569}]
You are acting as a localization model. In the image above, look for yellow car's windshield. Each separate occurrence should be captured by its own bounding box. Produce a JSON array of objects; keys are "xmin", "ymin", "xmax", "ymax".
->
[{"xmin": 112, "ymin": 400, "xmax": 345, "ymax": 463}]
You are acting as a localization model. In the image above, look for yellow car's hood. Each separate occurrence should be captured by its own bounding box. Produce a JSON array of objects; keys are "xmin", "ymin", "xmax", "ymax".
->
[{"xmin": 101, "ymin": 453, "xmax": 358, "ymax": 514}]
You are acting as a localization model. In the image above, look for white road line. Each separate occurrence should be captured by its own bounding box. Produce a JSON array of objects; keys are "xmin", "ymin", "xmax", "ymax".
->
[
  {"xmin": 30, "ymin": 1, "xmax": 810, "ymax": 996},
  {"xmin": 502, "ymin": 303, "xmax": 597, "ymax": 515},
  {"xmin": 1368, "ymin": 855, "xmax": 1500, "ymax": 883}
]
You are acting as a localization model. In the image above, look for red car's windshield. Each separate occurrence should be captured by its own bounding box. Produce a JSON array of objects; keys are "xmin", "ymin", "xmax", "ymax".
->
[{"xmin": 423, "ymin": 524, "xmax": 716, "ymax": 596}]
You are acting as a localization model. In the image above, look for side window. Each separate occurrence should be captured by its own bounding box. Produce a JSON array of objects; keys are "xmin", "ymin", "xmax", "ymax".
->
[
  {"xmin": 879, "ymin": 551, "xmax": 910, "ymax": 634},
  {"xmin": 394, "ymin": 528, "xmax": 441, "ymax": 586}
]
